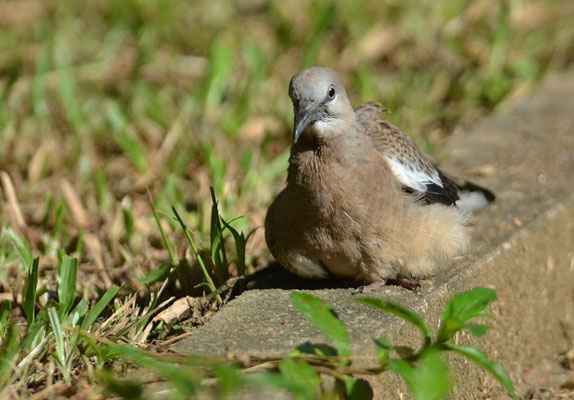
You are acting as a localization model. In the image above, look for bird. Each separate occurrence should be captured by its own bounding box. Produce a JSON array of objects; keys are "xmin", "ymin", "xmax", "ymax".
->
[{"xmin": 265, "ymin": 66, "xmax": 494, "ymax": 292}]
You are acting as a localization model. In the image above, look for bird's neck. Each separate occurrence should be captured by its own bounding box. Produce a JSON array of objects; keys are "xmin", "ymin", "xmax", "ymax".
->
[{"xmin": 286, "ymin": 120, "xmax": 366, "ymax": 189}]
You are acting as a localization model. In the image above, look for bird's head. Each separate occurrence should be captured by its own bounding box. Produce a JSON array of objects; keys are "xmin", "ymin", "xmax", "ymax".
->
[{"xmin": 288, "ymin": 67, "xmax": 354, "ymax": 143}]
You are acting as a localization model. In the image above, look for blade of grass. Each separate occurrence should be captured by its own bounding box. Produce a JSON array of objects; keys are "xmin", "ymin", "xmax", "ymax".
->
[
  {"xmin": 106, "ymin": 102, "xmax": 148, "ymax": 172},
  {"xmin": 0, "ymin": 324, "xmax": 20, "ymax": 385},
  {"xmin": 23, "ymin": 257, "xmax": 40, "ymax": 325},
  {"xmin": 67, "ymin": 299, "xmax": 89, "ymax": 327},
  {"xmin": 81, "ymin": 285, "xmax": 120, "ymax": 332},
  {"xmin": 106, "ymin": 344, "xmax": 199, "ymax": 397},
  {"xmin": 74, "ymin": 230, "xmax": 85, "ymax": 255},
  {"xmin": 210, "ymin": 186, "xmax": 229, "ymax": 283},
  {"xmin": 58, "ymin": 255, "xmax": 78, "ymax": 318},
  {"xmin": 171, "ymin": 207, "xmax": 221, "ymax": 304},
  {"xmin": 301, "ymin": 3, "xmax": 336, "ymax": 68},
  {"xmin": 0, "ymin": 301, "xmax": 12, "ymax": 333},
  {"xmin": 147, "ymin": 188, "xmax": 177, "ymax": 266},
  {"xmin": 53, "ymin": 201, "xmax": 65, "ymax": 240},
  {"xmin": 2, "ymin": 228, "xmax": 33, "ymax": 268},
  {"xmin": 220, "ymin": 218, "xmax": 258, "ymax": 276},
  {"xmin": 48, "ymin": 307, "xmax": 70, "ymax": 384},
  {"xmin": 203, "ymin": 37, "xmax": 233, "ymax": 108}
]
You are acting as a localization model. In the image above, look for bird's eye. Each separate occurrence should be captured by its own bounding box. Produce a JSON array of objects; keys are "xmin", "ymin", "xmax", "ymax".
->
[{"xmin": 327, "ymin": 85, "xmax": 336, "ymax": 99}]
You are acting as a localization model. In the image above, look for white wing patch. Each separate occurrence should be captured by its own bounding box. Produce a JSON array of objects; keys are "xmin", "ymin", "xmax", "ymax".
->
[{"xmin": 386, "ymin": 157, "xmax": 443, "ymax": 192}]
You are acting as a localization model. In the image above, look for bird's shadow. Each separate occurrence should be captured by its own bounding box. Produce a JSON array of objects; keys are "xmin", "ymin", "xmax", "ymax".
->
[
  {"xmin": 241, "ymin": 262, "xmax": 355, "ymax": 291},
  {"xmin": 227, "ymin": 263, "xmax": 423, "ymax": 303}
]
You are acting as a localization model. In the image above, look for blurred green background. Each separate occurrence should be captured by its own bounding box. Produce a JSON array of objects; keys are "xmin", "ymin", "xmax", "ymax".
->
[{"xmin": 1, "ymin": 0, "xmax": 574, "ymax": 294}]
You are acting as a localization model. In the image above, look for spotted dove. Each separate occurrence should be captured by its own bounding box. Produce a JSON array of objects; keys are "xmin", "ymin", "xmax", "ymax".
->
[{"xmin": 265, "ymin": 67, "xmax": 494, "ymax": 292}]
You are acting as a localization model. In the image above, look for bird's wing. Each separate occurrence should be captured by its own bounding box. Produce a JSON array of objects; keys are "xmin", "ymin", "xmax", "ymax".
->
[{"xmin": 355, "ymin": 101, "xmax": 460, "ymax": 206}]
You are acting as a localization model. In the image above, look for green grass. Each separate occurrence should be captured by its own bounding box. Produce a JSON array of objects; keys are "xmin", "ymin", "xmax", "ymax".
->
[{"xmin": 0, "ymin": 0, "xmax": 573, "ymax": 397}]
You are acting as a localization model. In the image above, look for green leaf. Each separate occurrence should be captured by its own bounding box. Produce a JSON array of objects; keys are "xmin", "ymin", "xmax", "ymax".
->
[
  {"xmin": 389, "ymin": 348, "xmax": 451, "ymax": 400},
  {"xmin": 437, "ymin": 318, "xmax": 462, "ymax": 343},
  {"xmin": 23, "ymin": 257, "xmax": 40, "ymax": 325},
  {"xmin": 444, "ymin": 344, "xmax": 517, "ymax": 399},
  {"xmin": 81, "ymin": 285, "xmax": 120, "ymax": 331},
  {"xmin": 340, "ymin": 374, "xmax": 372, "ymax": 400},
  {"xmin": 247, "ymin": 371, "xmax": 302, "ymax": 395},
  {"xmin": 58, "ymin": 255, "xmax": 78, "ymax": 317},
  {"xmin": 290, "ymin": 293, "xmax": 351, "ymax": 358},
  {"xmin": 393, "ymin": 346, "xmax": 416, "ymax": 359},
  {"xmin": 465, "ymin": 324, "xmax": 491, "ymax": 337},
  {"xmin": 437, "ymin": 287, "xmax": 497, "ymax": 343},
  {"xmin": 279, "ymin": 358, "xmax": 321, "ymax": 399},
  {"xmin": 354, "ymin": 298, "xmax": 431, "ymax": 345},
  {"xmin": 139, "ymin": 263, "xmax": 171, "ymax": 286},
  {"xmin": 374, "ymin": 338, "xmax": 392, "ymax": 367},
  {"xmin": 388, "ymin": 359, "xmax": 413, "ymax": 385},
  {"xmin": 212, "ymin": 363, "xmax": 245, "ymax": 395},
  {"xmin": 292, "ymin": 342, "xmax": 338, "ymax": 358},
  {"xmin": 442, "ymin": 287, "xmax": 497, "ymax": 321}
]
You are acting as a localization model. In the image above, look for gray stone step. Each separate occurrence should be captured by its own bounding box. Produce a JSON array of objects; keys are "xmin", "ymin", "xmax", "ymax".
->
[{"xmin": 174, "ymin": 70, "xmax": 574, "ymax": 399}]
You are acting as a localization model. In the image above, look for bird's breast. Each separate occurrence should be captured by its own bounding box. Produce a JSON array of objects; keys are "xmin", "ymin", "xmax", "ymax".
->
[{"xmin": 287, "ymin": 149, "xmax": 365, "ymax": 226}]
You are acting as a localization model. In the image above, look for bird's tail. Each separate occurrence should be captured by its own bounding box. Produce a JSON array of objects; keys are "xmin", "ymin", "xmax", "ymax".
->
[
  {"xmin": 443, "ymin": 172, "xmax": 495, "ymax": 212},
  {"xmin": 401, "ymin": 204, "xmax": 470, "ymax": 278}
]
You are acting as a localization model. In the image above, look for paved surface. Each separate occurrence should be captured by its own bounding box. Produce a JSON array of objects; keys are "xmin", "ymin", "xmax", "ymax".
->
[{"xmin": 174, "ymin": 70, "xmax": 574, "ymax": 399}]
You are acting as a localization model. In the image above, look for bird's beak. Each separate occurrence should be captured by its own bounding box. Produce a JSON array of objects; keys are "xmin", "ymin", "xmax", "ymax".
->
[{"xmin": 293, "ymin": 104, "xmax": 318, "ymax": 143}]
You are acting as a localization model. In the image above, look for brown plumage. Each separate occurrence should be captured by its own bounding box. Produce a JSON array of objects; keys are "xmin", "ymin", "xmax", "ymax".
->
[
  {"xmin": 265, "ymin": 67, "xmax": 493, "ymax": 291},
  {"xmin": 355, "ymin": 101, "xmax": 494, "ymax": 208}
]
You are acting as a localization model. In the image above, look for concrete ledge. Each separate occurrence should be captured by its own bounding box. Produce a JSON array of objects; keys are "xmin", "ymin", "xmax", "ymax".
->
[{"xmin": 174, "ymin": 70, "xmax": 574, "ymax": 398}]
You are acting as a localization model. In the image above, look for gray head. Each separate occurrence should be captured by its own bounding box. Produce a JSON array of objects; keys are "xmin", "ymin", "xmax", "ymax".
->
[{"xmin": 288, "ymin": 67, "xmax": 354, "ymax": 143}]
